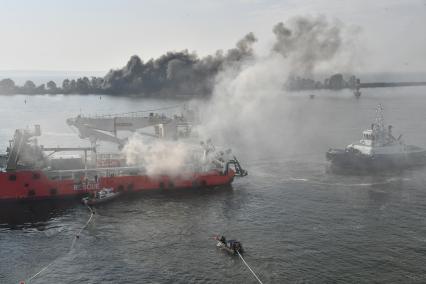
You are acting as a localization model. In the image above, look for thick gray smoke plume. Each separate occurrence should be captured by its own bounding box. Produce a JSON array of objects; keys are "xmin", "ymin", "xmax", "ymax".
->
[
  {"xmin": 101, "ymin": 32, "xmax": 257, "ymax": 96},
  {"xmin": 273, "ymin": 16, "xmax": 343, "ymax": 77}
]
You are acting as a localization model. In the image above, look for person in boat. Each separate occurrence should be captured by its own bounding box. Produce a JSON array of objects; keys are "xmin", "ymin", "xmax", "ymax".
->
[
  {"xmin": 227, "ymin": 240, "xmax": 243, "ymax": 254},
  {"xmin": 216, "ymin": 235, "xmax": 243, "ymax": 254},
  {"xmin": 216, "ymin": 235, "xmax": 227, "ymax": 245}
]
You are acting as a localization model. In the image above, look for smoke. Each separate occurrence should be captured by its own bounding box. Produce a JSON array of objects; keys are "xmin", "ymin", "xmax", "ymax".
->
[
  {"xmin": 101, "ymin": 32, "xmax": 257, "ymax": 96},
  {"xmin": 196, "ymin": 15, "xmax": 355, "ymax": 159},
  {"xmin": 120, "ymin": 15, "xmax": 357, "ymax": 164},
  {"xmin": 122, "ymin": 134, "xmax": 208, "ymax": 175},
  {"xmin": 272, "ymin": 15, "xmax": 343, "ymax": 77}
]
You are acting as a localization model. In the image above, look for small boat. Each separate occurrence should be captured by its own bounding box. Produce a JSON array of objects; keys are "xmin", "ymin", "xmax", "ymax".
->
[
  {"xmin": 82, "ymin": 188, "xmax": 121, "ymax": 205},
  {"xmin": 215, "ymin": 235, "xmax": 244, "ymax": 255}
]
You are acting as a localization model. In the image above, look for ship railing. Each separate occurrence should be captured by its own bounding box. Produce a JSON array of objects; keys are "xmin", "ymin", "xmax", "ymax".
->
[
  {"xmin": 75, "ymin": 103, "xmax": 187, "ymax": 121},
  {"xmin": 80, "ymin": 112, "xmax": 164, "ymax": 119},
  {"xmin": 79, "ymin": 104, "xmax": 184, "ymax": 119},
  {"xmin": 45, "ymin": 166, "xmax": 146, "ymax": 181}
]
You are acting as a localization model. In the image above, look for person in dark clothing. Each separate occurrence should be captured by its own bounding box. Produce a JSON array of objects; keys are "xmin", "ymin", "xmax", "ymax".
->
[{"xmin": 227, "ymin": 240, "xmax": 243, "ymax": 254}]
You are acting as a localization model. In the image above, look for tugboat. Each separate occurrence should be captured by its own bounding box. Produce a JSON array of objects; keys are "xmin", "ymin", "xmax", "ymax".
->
[
  {"xmin": 82, "ymin": 188, "xmax": 121, "ymax": 205},
  {"xmin": 326, "ymin": 105, "xmax": 426, "ymax": 171}
]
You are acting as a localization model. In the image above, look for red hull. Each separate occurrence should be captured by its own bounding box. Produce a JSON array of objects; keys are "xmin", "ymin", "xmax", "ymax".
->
[{"xmin": 0, "ymin": 169, "xmax": 235, "ymax": 202}]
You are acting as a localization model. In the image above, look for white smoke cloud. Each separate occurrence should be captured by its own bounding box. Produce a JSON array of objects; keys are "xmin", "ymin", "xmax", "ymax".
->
[
  {"xmin": 196, "ymin": 15, "xmax": 358, "ymax": 158},
  {"xmin": 122, "ymin": 15, "xmax": 358, "ymax": 166},
  {"xmin": 121, "ymin": 133, "xmax": 232, "ymax": 176},
  {"xmin": 122, "ymin": 134, "xmax": 199, "ymax": 175},
  {"xmin": 272, "ymin": 15, "xmax": 343, "ymax": 77}
]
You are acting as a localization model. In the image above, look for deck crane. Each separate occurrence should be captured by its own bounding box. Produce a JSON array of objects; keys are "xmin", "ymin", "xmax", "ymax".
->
[{"xmin": 66, "ymin": 106, "xmax": 198, "ymax": 149}]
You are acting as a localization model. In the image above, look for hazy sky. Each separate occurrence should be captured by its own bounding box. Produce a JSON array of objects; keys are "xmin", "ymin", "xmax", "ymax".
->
[{"xmin": 0, "ymin": 0, "xmax": 425, "ymax": 73}]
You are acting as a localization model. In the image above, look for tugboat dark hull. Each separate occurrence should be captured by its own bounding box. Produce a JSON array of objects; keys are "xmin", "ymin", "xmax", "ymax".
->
[{"xmin": 326, "ymin": 147, "xmax": 426, "ymax": 171}]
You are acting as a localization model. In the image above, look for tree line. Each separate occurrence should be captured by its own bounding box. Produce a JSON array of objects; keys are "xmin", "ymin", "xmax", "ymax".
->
[
  {"xmin": 0, "ymin": 76, "xmax": 105, "ymax": 95},
  {"xmin": 0, "ymin": 32, "xmax": 257, "ymax": 97}
]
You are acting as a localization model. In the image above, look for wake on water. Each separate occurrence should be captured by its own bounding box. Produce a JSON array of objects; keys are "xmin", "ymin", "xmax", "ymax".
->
[{"xmin": 285, "ymin": 176, "xmax": 410, "ymax": 187}]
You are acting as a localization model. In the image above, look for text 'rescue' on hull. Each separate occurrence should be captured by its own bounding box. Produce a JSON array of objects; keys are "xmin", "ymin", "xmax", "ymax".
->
[{"xmin": 0, "ymin": 107, "xmax": 247, "ymax": 202}]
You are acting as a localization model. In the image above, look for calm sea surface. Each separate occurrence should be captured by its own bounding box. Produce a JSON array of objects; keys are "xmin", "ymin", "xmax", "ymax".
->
[{"xmin": 2, "ymin": 87, "xmax": 426, "ymax": 283}]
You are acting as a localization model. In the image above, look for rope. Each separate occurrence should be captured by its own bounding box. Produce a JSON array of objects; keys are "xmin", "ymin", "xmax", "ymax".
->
[
  {"xmin": 237, "ymin": 251, "xmax": 264, "ymax": 284},
  {"xmin": 22, "ymin": 204, "xmax": 95, "ymax": 284},
  {"xmin": 69, "ymin": 205, "xmax": 94, "ymax": 251}
]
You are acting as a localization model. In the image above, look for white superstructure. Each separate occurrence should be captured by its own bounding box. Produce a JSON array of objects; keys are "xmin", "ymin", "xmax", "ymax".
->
[{"xmin": 346, "ymin": 105, "xmax": 405, "ymax": 156}]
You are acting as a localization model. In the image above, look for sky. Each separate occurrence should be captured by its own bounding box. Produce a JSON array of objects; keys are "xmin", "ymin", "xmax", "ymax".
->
[{"xmin": 0, "ymin": 0, "xmax": 425, "ymax": 74}]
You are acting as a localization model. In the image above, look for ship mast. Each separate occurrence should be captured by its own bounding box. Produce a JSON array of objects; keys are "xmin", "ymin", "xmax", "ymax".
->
[
  {"xmin": 372, "ymin": 104, "xmax": 389, "ymax": 145},
  {"xmin": 374, "ymin": 104, "xmax": 385, "ymax": 132}
]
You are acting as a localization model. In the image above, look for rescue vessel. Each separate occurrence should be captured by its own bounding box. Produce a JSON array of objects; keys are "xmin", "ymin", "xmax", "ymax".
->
[
  {"xmin": 326, "ymin": 104, "xmax": 426, "ymax": 171},
  {"xmin": 0, "ymin": 108, "xmax": 247, "ymax": 202}
]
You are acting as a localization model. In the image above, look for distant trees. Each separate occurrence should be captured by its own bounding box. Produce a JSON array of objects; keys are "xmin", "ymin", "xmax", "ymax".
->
[
  {"xmin": 90, "ymin": 77, "xmax": 104, "ymax": 92},
  {"xmin": 0, "ymin": 72, "xmax": 362, "ymax": 95},
  {"xmin": 0, "ymin": 76, "xmax": 107, "ymax": 95},
  {"xmin": 23, "ymin": 80, "xmax": 36, "ymax": 89},
  {"xmin": 36, "ymin": 83, "xmax": 46, "ymax": 93},
  {"xmin": 46, "ymin": 81, "xmax": 58, "ymax": 94},
  {"xmin": 76, "ymin": 77, "xmax": 91, "ymax": 94},
  {"xmin": 62, "ymin": 79, "xmax": 70, "ymax": 92},
  {"xmin": 285, "ymin": 73, "xmax": 361, "ymax": 91},
  {"xmin": 0, "ymin": 78, "xmax": 49, "ymax": 94},
  {"xmin": 0, "ymin": 78, "xmax": 16, "ymax": 93},
  {"xmin": 23, "ymin": 80, "xmax": 36, "ymax": 94},
  {"xmin": 58, "ymin": 77, "xmax": 103, "ymax": 94}
]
